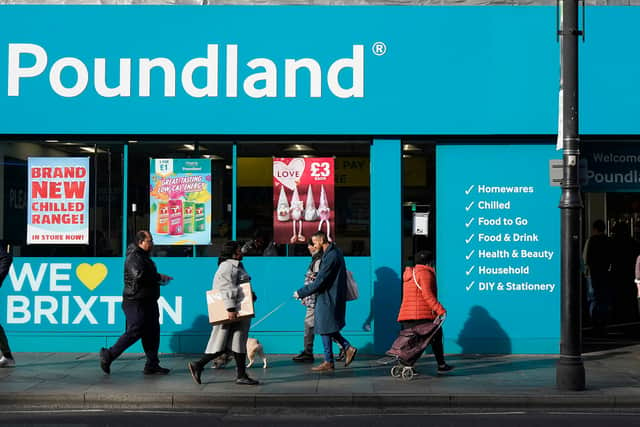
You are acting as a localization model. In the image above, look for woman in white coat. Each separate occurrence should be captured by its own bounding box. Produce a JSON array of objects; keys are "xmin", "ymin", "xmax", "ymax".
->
[{"xmin": 187, "ymin": 241, "xmax": 259, "ymax": 385}]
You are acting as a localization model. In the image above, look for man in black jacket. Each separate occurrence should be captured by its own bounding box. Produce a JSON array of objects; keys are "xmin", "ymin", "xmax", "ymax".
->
[
  {"xmin": 0, "ymin": 244, "xmax": 14, "ymax": 368},
  {"xmin": 99, "ymin": 231, "xmax": 173, "ymax": 375}
]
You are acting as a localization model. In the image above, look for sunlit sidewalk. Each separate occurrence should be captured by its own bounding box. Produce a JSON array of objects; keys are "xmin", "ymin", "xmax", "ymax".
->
[{"xmin": 0, "ymin": 345, "xmax": 639, "ymax": 410}]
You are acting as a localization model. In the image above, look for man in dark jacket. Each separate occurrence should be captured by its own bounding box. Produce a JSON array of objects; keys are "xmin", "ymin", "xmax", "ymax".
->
[
  {"xmin": 99, "ymin": 230, "xmax": 173, "ymax": 375},
  {"xmin": 584, "ymin": 219, "xmax": 612, "ymax": 335},
  {"xmin": 0, "ymin": 244, "xmax": 15, "ymax": 368},
  {"xmin": 294, "ymin": 231, "xmax": 357, "ymax": 372}
]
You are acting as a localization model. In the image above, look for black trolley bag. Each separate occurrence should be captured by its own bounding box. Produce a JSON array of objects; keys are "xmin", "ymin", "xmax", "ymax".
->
[{"xmin": 385, "ymin": 316, "xmax": 444, "ymax": 366}]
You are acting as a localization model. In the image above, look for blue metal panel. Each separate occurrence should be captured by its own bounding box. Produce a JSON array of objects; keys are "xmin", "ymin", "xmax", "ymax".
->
[
  {"xmin": 0, "ymin": 256, "xmax": 373, "ymax": 354},
  {"xmin": 0, "ymin": 6, "xmax": 558, "ymax": 135},
  {"xmin": 436, "ymin": 144, "xmax": 560, "ymax": 354},
  {"xmin": 4, "ymin": 7, "xmax": 640, "ymax": 134},
  {"xmin": 370, "ymin": 139, "xmax": 402, "ymax": 354},
  {"xmin": 581, "ymin": 8, "xmax": 640, "ymax": 134}
]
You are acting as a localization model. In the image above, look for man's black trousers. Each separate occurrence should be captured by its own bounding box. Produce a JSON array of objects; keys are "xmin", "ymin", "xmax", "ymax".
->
[{"xmin": 109, "ymin": 300, "xmax": 160, "ymax": 368}]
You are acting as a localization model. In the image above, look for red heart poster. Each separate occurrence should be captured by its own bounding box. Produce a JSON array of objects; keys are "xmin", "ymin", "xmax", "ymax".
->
[{"xmin": 273, "ymin": 157, "xmax": 334, "ymax": 244}]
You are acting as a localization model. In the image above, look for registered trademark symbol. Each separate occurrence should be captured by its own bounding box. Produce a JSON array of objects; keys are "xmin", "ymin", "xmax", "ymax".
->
[{"xmin": 372, "ymin": 42, "xmax": 387, "ymax": 56}]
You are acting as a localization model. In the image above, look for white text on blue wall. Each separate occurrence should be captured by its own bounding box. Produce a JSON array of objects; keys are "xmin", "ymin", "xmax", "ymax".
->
[{"xmin": 7, "ymin": 44, "xmax": 364, "ymax": 99}]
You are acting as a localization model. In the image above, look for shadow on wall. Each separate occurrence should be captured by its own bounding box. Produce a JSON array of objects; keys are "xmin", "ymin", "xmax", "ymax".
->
[
  {"xmin": 457, "ymin": 305, "xmax": 512, "ymax": 354},
  {"xmin": 360, "ymin": 266, "xmax": 401, "ymax": 354},
  {"xmin": 169, "ymin": 314, "xmax": 211, "ymax": 354}
]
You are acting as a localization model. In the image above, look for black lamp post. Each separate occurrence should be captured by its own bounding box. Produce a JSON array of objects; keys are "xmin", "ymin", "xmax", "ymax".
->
[{"xmin": 556, "ymin": 0, "xmax": 586, "ymax": 391}]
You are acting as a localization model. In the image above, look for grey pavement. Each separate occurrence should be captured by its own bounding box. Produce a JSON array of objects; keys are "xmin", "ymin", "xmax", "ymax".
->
[{"xmin": 1, "ymin": 342, "xmax": 640, "ymax": 411}]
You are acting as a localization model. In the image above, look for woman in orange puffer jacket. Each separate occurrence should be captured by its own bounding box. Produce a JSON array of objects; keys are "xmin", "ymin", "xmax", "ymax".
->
[{"xmin": 397, "ymin": 250, "xmax": 453, "ymax": 373}]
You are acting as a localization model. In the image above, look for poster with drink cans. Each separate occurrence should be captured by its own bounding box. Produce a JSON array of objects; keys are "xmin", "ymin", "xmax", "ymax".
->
[
  {"xmin": 149, "ymin": 159, "xmax": 211, "ymax": 245},
  {"xmin": 273, "ymin": 157, "xmax": 334, "ymax": 244}
]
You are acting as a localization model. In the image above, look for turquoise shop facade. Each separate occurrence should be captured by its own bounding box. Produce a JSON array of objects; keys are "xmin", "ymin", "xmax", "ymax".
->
[{"xmin": 0, "ymin": 5, "xmax": 638, "ymax": 355}]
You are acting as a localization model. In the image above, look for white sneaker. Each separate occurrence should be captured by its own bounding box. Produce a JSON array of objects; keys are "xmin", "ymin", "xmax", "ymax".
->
[{"xmin": 0, "ymin": 356, "xmax": 16, "ymax": 367}]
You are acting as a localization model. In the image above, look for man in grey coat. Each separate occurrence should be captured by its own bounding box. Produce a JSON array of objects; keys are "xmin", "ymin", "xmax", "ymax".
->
[{"xmin": 295, "ymin": 231, "xmax": 357, "ymax": 372}]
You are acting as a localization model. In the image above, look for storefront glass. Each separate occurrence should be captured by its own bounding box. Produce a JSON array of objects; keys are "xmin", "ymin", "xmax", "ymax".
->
[
  {"xmin": 1, "ymin": 139, "xmax": 124, "ymax": 257},
  {"xmin": 237, "ymin": 141, "xmax": 371, "ymax": 256}
]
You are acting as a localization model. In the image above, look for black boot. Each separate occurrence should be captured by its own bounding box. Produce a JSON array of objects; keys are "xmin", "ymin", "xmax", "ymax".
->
[
  {"xmin": 234, "ymin": 352, "xmax": 259, "ymax": 385},
  {"xmin": 99, "ymin": 348, "xmax": 112, "ymax": 375},
  {"xmin": 187, "ymin": 351, "xmax": 224, "ymax": 384},
  {"xmin": 292, "ymin": 351, "xmax": 314, "ymax": 363},
  {"xmin": 188, "ymin": 361, "xmax": 203, "ymax": 384}
]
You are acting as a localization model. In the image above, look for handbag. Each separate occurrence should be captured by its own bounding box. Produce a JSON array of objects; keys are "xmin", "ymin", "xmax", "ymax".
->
[{"xmin": 346, "ymin": 270, "xmax": 359, "ymax": 301}]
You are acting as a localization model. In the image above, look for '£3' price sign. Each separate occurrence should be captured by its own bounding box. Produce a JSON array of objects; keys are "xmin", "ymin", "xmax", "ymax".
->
[{"xmin": 310, "ymin": 162, "xmax": 331, "ymax": 178}]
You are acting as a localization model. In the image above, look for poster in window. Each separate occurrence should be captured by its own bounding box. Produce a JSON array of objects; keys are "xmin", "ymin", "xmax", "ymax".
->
[
  {"xmin": 150, "ymin": 159, "xmax": 212, "ymax": 245},
  {"xmin": 27, "ymin": 157, "xmax": 90, "ymax": 244},
  {"xmin": 273, "ymin": 157, "xmax": 334, "ymax": 244}
]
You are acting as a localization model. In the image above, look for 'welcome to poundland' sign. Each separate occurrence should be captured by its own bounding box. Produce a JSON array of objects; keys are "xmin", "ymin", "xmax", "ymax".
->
[{"xmin": 581, "ymin": 143, "xmax": 640, "ymax": 192}]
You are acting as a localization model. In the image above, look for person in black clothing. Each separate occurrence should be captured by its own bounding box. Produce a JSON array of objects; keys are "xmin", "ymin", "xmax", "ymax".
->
[
  {"xmin": 99, "ymin": 231, "xmax": 173, "ymax": 375},
  {"xmin": 609, "ymin": 223, "xmax": 640, "ymax": 323},
  {"xmin": 0, "ymin": 244, "xmax": 14, "ymax": 368},
  {"xmin": 584, "ymin": 220, "xmax": 612, "ymax": 335}
]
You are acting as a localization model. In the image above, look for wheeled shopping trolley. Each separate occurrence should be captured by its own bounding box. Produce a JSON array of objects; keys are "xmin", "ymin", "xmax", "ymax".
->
[{"xmin": 381, "ymin": 317, "xmax": 444, "ymax": 381}]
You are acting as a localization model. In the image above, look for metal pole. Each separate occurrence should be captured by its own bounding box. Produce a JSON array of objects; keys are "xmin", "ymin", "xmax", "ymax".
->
[{"xmin": 556, "ymin": 0, "xmax": 585, "ymax": 391}]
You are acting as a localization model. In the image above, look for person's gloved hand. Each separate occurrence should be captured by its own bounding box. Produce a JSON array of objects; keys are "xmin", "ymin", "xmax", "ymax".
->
[
  {"xmin": 292, "ymin": 291, "xmax": 300, "ymax": 299},
  {"xmin": 437, "ymin": 313, "xmax": 447, "ymax": 323}
]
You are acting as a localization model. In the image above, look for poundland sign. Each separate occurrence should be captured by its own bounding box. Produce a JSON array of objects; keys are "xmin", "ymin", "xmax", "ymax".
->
[
  {"xmin": 8, "ymin": 44, "xmax": 364, "ymax": 99},
  {"xmin": 0, "ymin": 6, "xmax": 560, "ymax": 134}
]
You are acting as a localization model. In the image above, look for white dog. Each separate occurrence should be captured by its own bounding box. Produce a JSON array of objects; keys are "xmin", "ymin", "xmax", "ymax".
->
[
  {"xmin": 246, "ymin": 337, "xmax": 268, "ymax": 369},
  {"xmin": 211, "ymin": 338, "xmax": 268, "ymax": 369}
]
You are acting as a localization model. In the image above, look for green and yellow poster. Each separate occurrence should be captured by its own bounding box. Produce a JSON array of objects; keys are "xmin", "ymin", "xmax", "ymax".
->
[{"xmin": 149, "ymin": 159, "xmax": 211, "ymax": 245}]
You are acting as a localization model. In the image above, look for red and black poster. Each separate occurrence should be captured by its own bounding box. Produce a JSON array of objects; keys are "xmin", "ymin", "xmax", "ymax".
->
[{"xmin": 273, "ymin": 157, "xmax": 334, "ymax": 244}]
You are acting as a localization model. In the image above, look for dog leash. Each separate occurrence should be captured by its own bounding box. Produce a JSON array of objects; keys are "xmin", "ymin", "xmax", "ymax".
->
[{"xmin": 251, "ymin": 300, "xmax": 289, "ymax": 328}]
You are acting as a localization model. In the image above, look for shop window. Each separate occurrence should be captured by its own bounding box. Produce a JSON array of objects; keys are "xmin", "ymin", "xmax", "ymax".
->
[
  {"xmin": 127, "ymin": 141, "xmax": 232, "ymax": 257},
  {"xmin": 0, "ymin": 140, "xmax": 124, "ymax": 257},
  {"xmin": 237, "ymin": 141, "xmax": 371, "ymax": 256}
]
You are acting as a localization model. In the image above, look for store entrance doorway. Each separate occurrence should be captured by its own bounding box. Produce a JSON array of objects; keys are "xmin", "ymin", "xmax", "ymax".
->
[
  {"xmin": 401, "ymin": 142, "xmax": 435, "ymax": 267},
  {"xmin": 581, "ymin": 140, "xmax": 640, "ymax": 351},
  {"xmin": 582, "ymin": 191, "xmax": 640, "ymax": 351}
]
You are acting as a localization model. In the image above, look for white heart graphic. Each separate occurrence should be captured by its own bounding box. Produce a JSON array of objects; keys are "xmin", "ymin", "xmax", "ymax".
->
[{"xmin": 273, "ymin": 158, "xmax": 305, "ymax": 190}]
